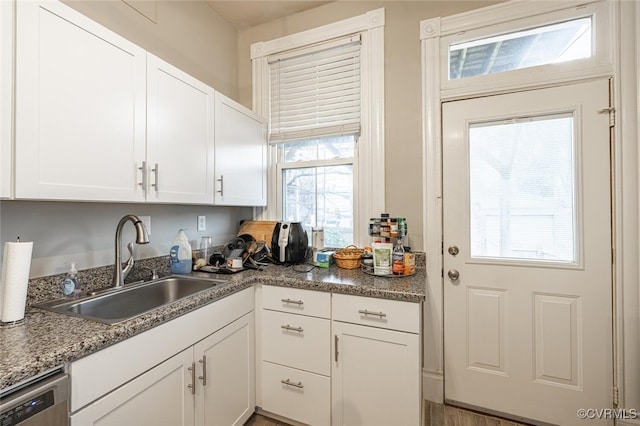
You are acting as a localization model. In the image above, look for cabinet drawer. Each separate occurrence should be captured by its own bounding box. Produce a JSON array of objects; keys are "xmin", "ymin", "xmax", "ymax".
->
[
  {"xmin": 332, "ymin": 293, "xmax": 420, "ymax": 333},
  {"xmin": 262, "ymin": 310, "xmax": 330, "ymax": 376},
  {"xmin": 261, "ymin": 361, "xmax": 330, "ymax": 426},
  {"xmin": 262, "ymin": 285, "xmax": 330, "ymax": 318}
]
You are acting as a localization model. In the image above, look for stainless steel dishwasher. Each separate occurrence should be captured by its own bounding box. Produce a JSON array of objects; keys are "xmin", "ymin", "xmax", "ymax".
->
[{"xmin": 0, "ymin": 370, "xmax": 69, "ymax": 426}]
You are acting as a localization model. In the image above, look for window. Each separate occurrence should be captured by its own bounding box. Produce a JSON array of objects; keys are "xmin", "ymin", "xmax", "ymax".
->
[
  {"xmin": 252, "ymin": 9, "xmax": 385, "ymax": 246},
  {"xmin": 279, "ymin": 136, "xmax": 356, "ymax": 247},
  {"xmin": 469, "ymin": 113, "xmax": 576, "ymax": 262},
  {"xmin": 449, "ymin": 17, "xmax": 592, "ymax": 80}
]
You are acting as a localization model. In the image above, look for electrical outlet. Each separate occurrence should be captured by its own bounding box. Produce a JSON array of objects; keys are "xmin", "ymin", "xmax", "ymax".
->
[
  {"xmin": 140, "ymin": 216, "xmax": 151, "ymax": 235},
  {"xmin": 197, "ymin": 216, "xmax": 206, "ymax": 231}
]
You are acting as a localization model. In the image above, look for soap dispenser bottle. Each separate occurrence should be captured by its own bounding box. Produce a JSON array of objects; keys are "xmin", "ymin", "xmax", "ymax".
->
[{"xmin": 62, "ymin": 263, "xmax": 81, "ymax": 297}]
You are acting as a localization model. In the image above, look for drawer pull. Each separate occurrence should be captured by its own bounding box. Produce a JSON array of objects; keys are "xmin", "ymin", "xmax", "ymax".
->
[
  {"xmin": 281, "ymin": 379, "xmax": 304, "ymax": 389},
  {"xmin": 281, "ymin": 298, "xmax": 304, "ymax": 305},
  {"xmin": 281, "ymin": 324, "xmax": 304, "ymax": 332},
  {"xmin": 358, "ymin": 309, "xmax": 387, "ymax": 318}
]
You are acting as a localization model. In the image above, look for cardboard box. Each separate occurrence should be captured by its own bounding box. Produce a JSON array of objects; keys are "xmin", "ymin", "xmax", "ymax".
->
[{"xmin": 314, "ymin": 250, "xmax": 334, "ymax": 268}]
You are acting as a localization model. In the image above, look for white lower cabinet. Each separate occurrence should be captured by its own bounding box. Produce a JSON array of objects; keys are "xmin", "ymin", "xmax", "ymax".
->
[
  {"xmin": 195, "ymin": 312, "xmax": 255, "ymax": 426},
  {"xmin": 331, "ymin": 294, "xmax": 421, "ymax": 426},
  {"xmin": 261, "ymin": 361, "xmax": 331, "ymax": 426},
  {"xmin": 258, "ymin": 285, "xmax": 331, "ymax": 425},
  {"xmin": 70, "ymin": 348, "xmax": 195, "ymax": 426},
  {"xmin": 257, "ymin": 287, "xmax": 422, "ymax": 426},
  {"xmin": 69, "ymin": 287, "xmax": 255, "ymax": 426}
]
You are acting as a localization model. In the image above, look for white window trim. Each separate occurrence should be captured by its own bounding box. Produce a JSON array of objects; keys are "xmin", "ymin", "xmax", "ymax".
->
[
  {"xmin": 251, "ymin": 8, "xmax": 385, "ymax": 246},
  {"xmin": 436, "ymin": 0, "xmax": 613, "ymax": 100},
  {"xmin": 419, "ymin": 0, "xmax": 621, "ymax": 406}
]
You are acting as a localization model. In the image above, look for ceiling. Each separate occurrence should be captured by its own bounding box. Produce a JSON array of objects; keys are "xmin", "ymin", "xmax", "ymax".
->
[{"xmin": 206, "ymin": 1, "xmax": 334, "ymax": 30}]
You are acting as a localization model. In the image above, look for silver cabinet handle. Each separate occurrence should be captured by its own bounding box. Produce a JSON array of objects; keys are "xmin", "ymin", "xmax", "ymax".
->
[
  {"xmin": 281, "ymin": 298, "xmax": 304, "ymax": 305},
  {"xmin": 138, "ymin": 161, "xmax": 147, "ymax": 191},
  {"xmin": 280, "ymin": 379, "xmax": 304, "ymax": 389},
  {"xmin": 187, "ymin": 362, "xmax": 196, "ymax": 395},
  {"xmin": 198, "ymin": 355, "xmax": 207, "ymax": 386},
  {"xmin": 151, "ymin": 163, "xmax": 159, "ymax": 192},
  {"xmin": 216, "ymin": 175, "xmax": 224, "ymax": 196},
  {"xmin": 281, "ymin": 324, "xmax": 304, "ymax": 332},
  {"xmin": 335, "ymin": 335, "xmax": 339, "ymax": 362},
  {"xmin": 358, "ymin": 309, "xmax": 387, "ymax": 318}
]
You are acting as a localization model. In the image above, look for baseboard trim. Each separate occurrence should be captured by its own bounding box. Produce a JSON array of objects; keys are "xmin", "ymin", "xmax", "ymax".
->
[{"xmin": 422, "ymin": 368, "xmax": 443, "ymax": 403}]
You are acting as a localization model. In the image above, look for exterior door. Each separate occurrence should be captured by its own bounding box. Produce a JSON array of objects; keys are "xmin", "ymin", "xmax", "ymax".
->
[{"xmin": 443, "ymin": 80, "xmax": 613, "ymax": 425}]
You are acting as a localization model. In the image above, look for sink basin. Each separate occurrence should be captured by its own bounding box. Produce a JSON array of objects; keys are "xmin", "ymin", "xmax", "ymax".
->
[{"xmin": 35, "ymin": 275, "xmax": 228, "ymax": 325}]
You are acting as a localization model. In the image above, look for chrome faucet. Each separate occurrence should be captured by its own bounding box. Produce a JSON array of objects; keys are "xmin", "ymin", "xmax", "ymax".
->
[{"xmin": 112, "ymin": 215, "xmax": 150, "ymax": 288}]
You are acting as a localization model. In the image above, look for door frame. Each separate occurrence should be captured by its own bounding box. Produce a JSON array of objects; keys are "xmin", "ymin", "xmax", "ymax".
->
[{"xmin": 419, "ymin": 1, "xmax": 640, "ymax": 420}]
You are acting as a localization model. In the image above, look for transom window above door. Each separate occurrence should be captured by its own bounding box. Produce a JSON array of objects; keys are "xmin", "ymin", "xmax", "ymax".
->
[{"xmin": 449, "ymin": 17, "xmax": 592, "ymax": 80}]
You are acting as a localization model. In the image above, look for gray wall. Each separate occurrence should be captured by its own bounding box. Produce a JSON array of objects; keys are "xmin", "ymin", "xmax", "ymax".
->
[
  {"xmin": 0, "ymin": 201, "xmax": 252, "ymax": 277},
  {"xmin": 237, "ymin": 1, "xmax": 501, "ymax": 250}
]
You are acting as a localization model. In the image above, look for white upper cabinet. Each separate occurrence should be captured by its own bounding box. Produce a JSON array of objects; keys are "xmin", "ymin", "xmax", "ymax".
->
[
  {"xmin": 0, "ymin": 0, "xmax": 13, "ymax": 199},
  {"xmin": 214, "ymin": 92, "xmax": 267, "ymax": 206},
  {"xmin": 12, "ymin": 0, "xmax": 266, "ymax": 206},
  {"xmin": 146, "ymin": 54, "xmax": 215, "ymax": 204},
  {"xmin": 15, "ymin": 1, "xmax": 147, "ymax": 202}
]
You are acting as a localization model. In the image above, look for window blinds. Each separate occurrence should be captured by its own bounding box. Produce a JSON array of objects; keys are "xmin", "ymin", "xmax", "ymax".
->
[{"xmin": 268, "ymin": 35, "xmax": 361, "ymax": 144}]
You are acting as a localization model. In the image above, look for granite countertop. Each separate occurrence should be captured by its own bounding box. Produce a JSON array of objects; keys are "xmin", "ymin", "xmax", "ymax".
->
[{"xmin": 0, "ymin": 262, "xmax": 425, "ymax": 393}]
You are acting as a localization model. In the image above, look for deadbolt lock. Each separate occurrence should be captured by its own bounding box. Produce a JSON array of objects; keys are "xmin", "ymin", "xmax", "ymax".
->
[{"xmin": 448, "ymin": 246, "xmax": 459, "ymax": 256}]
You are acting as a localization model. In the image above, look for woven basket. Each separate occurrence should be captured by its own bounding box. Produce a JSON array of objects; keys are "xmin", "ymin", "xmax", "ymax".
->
[{"xmin": 333, "ymin": 245, "xmax": 364, "ymax": 269}]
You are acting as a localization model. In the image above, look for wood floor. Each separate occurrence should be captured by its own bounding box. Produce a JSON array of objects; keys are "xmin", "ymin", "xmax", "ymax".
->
[{"xmin": 244, "ymin": 402, "xmax": 530, "ymax": 426}]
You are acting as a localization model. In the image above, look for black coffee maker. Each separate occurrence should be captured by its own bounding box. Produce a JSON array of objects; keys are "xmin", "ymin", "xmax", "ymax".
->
[{"xmin": 271, "ymin": 222, "xmax": 309, "ymax": 264}]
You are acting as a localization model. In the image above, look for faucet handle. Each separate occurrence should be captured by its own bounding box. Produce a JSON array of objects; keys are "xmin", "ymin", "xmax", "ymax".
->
[{"xmin": 126, "ymin": 242, "xmax": 135, "ymax": 260}]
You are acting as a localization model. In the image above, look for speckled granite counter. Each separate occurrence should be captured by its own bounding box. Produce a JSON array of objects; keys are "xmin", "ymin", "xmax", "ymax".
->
[{"xmin": 0, "ymin": 261, "xmax": 425, "ymax": 393}]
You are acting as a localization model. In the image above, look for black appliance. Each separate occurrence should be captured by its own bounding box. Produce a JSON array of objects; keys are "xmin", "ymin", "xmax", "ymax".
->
[{"xmin": 271, "ymin": 222, "xmax": 309, "ymax": 264}]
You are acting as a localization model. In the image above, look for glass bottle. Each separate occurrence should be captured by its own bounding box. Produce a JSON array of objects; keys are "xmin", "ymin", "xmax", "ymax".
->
[{"xmin": 392, "ymin": 238, "xmax": 405, "ymax": 275}]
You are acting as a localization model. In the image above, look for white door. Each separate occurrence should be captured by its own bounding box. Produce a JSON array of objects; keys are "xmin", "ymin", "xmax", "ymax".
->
[
  {"xmin": 15, "ymin": 1, "xmax": 146, "ymax": 202},
  {"xmin": 443, "ymin": 80, "xmax": 613, "ymax": 425},
  {"xmin": 194, "ymin": 312, "xmax": 255, "ymax": 426},
  {"xmin": 147, "ymin": 53, "xmax": 215, "ymax": 204},
  {"xmin": 70, "ymin": 348, "xmax": 195, "ymax": 426},
  {"xmin": 332, "ymin": 321, "xmax": 420, "ymax": 426},
  {"xmin": 214, "ymin": 92, "xmax": 267, "ymax": 206}
]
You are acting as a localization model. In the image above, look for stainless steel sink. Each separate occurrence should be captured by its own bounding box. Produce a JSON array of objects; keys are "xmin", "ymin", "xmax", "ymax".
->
[{"xmin": 35, "ymin": 275, "xmax": 228, "ymax": 325}]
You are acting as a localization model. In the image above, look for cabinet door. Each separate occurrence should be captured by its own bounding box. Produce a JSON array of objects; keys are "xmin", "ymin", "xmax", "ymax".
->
[
  {"xmin": 194, "ymin": 311, "xmax": 255, "ymax": 426},
  {"xmin": 15, "ymin": 1, "xmax": 146, "ymax": 201},
  {"xmin": 214, "ymin": 92, "xmax": 266, "ymax": 206},
  {"xmin": 332, "ymin": 321, "xmax": 421, "ymax": 426},
  {"xmin": 146, "ymin": 54, "xmax": 215, "ymax": 204},
  {"xmin": 0, "ymin": 0, "xmax": 12, "ymax": 199},
  {"xmin": 70, "ymin": 348, "xmax": 195, "ymax": 426}
]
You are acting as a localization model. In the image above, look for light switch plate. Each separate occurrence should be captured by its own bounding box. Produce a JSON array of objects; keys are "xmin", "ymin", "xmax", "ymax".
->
[{"xmin": 197, "ymin": 216, "xmax": 206, "ymax": 231}]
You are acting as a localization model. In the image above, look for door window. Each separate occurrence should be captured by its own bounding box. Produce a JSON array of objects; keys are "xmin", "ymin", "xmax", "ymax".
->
[{"xmin": 469, "ymin": 113, "xmax": 576, "ymax": 263}]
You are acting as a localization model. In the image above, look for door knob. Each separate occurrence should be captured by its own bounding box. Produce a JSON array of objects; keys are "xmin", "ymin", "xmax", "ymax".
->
[
  {"xmin": 448, "ymin": 269, "xmax": 460, "ymax": 280},
  {"xmin": 448, "ymin": 246, "xmax": 459, "ymax": 256}
]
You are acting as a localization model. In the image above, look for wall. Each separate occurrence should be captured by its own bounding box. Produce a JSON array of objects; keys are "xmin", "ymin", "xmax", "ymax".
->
[
  {"xmin": 237, "ymin": 1, "xmax": 501, "ymax": 250},
  {"xmin": 0, "ymin": 201, "xmax": 251, "ymax": 277},
  {"xmin": 0, "ymin": 0, "xmax": 250, "ymax": 278},
  {"xmin": 62, "ymin": 0, "xmax": 239, "ymax": 99}
]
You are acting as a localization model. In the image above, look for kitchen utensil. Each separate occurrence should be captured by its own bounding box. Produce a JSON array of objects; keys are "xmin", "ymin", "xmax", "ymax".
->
[
  {"xmin": 237, "ymin": 220, "xmax": 278, "ymax": 248},
  {"xmin": 209, "ymin": 252, "xmax": 225, "ymax": 267},
  {"xmin": 222, "ymin": 237, "xmax": 246, "ymax": 259}
]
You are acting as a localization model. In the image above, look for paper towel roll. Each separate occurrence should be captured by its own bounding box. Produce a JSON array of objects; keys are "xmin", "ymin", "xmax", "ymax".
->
[{"xmin": 0, "ymin": 241, "xmax": 33, "ymax": 323}]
